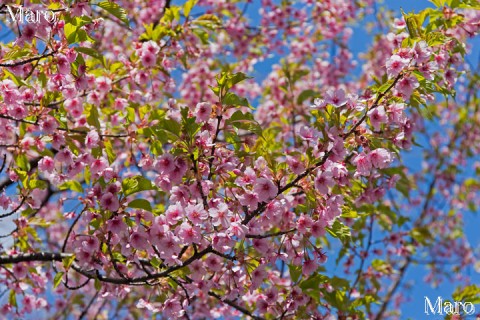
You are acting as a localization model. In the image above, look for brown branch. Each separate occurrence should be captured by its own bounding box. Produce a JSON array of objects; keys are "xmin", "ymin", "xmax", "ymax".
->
[
  {"xmin": 0, "ymin": 252, "xmax": 73, "ymax": 264},
  {"xmin": 0, "ymin": 51, "xmax": 57, "ymax": 67},
  {"xmin": 245, "ymin": 229, "xmax": 296, "ymax": 239},
  {"xmin": 78, "ymin": 290, "xmax": 100, "ymax": 320},
  {"xmin": 208, "ymin": 291, "xmax": 265, "ymax": 320}
]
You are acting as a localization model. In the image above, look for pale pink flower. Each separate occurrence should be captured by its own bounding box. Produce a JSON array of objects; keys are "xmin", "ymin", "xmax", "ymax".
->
[
  {"xmin": 286, "ymin": 156, "xmax": 305, "ymax": 174},
  {"xmin": 324, "ymin": 88, "xmax": 348, "ymax": 107},
  {"xmin": 396, "ymin": 76, "xmax": 419, "ymax": 98},
  {"xmin": 388, "ymin": 103, "xmax": 406, "ymax": 124},
  {"xmin": 195, "ymin": 102, "xmax": 212, "ymax": 123},
  {"xmin": 353, "ymin": 152, "xmax": 372, "ymax": 176},
  {"xmin": 85, "ymin": 130, "xmax": 100, "ymax": 148},
  {"xmin": 251, "ymin": 266, "xmax": 267, "ymax": 290},
  {"xmin": 209, "ymin": 202, "xmax": 231, "ymax": 227},
  {"xmin": 81, "ymin": 236, "xmax": 99, "ymax": 253},
  {"xmin": 87, "ymin": 91, "xmax": 101, "ymax": 106},
  {"xmin": 165, "ymin": 202, "xmax": 184, "ymax": 225},
  {"xmin": 238, "ymin": 191, "xmax": 259, "ymax": 210},
  {"xmin": 368, "ymin": 105, "xmax": 388, "ymax": 131},
  {"xmin": 205, "ymin": 254, "xmax": 223, "ymax": 272},
  {"xmin": 100, "ymin": 192, "xmax": 119, "ymax": 212},
  {"xmin": 185, "ymin": 203, "xmax": 208, "ymax": 225},
  {"xmin": 369, "ymin": 148, "xmax": 392, "ymax": 169},
  {"xmin": 130, "ymin": 231, "xmax": 149, "ymax": 251},
  {"xmin": 302, "ymin": 259, "xmax": 317, "ymax": 277},
  {"xmin": 55, "ymin": 148, "xmax": 74, "ymax": 165},
  {"xmin": 393, "ymin": 18, "xmax": 406, "ymax": 29},
  {"xmin": 57, "ymin": 55, "xmax": 71, "ymax": 74},
  {"xmin": 90, "ymin": 158, "xmax": 108, "ymax": 175},
  {"xmin": 155, "ymin": 153, "xmax": 176, "ymax": 174},
  {"xmin": 162, "ymin": 298, "xmax": 184, "ymax": 318},
  {"xmin": 13, "ymin": 263, "xmax": 28, "ymax": 279},
  {"xmin": 311, "ymin": 220, "xmax": 326, "ymax": 238},
  {"xmin": 298, "ymin": 126, "xmax": 320, "ymax": 142},
  {"xmin": 413, "ymin": 40, "xmax": 431, "ymax": 64},
  {"xmin": 107, "ymin": 216, "xmax": 126, "ymax": 235},
  {"xmin": 0, "ymin": 194, "xmax": 11, "ymax": 210},
  {"xmin": 177, "ymin": 222, "xmax": 201, "ymax": 245},
  {"xmin": 142, "ymin": 40, "xmax": 160, "ymax": 55},
  {"xmin": 136, "ymin": 299, "xmax": 160, "ymax": 313},
  {"xmin": 38, "ymin": 156, "xmax": 55, "ymax": 173},
  {"xmin": 314, "ymin": 170, "xmax": 335, "ymax": 194},
  {"xmin": 227, "ymin": 222, "xmax": 248, "ymax": 239},
  {"xmin": 235, "ymin": 167, "xmax": 257, "ymax": 186},
  {"xmin": 297, "ymin": 214, "xmax": 313, "ymax": 234},
  {"xmin": 385, "ymin": 55, "xmax": 409, "ymax": 78},
  {"xmin": 254, "ymin": 178, "xmax": 278, "ymax": 202},
  {"xmin": 140, "ymin": 51, "xmax": 157, "ymax": 68},
  {"xmin": 96, "ymin": 76, "xmax": 112, "ymax": 93},
  {"xmin": 40, "ymin": 115, "xmax": 59, "ymax": 134},
  {"xmin": 311, "ymin": 97, "xmax": 327, "ymax": 109}
]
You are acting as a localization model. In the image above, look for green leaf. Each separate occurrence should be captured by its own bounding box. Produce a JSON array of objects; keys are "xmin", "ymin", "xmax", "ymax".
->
[
  {"xmin": 426, "ymin": 32, "xmax": 446, "ymax": 46},
  {"xmin": 94, "ymin": 278, "xmax": 102, "ymax": 291},
  {"xmin": 122, "ymin": 176, "xmax": 155, "ymax": 196},
  {"xmin": 453, "ymin": 284, "xmax": 480, "ymax": 304},
  {"xmin": 9, "ymin": 290, "xmax": 16, "ymax": 307},
  {"xmin": 59, "ymin": 180, "xmax": 84, "ymax": 193},
  {"xmin": 104, "ymin": 140, "xmax": 115, "ymax": 164},
  {"xmin": 184, "ymin": 0, "xmax": 198, "ymax": 17},
  {"xmin": 75, "ymin": 47, "xmax": 105, "ymax": 66},
  {"xmin": 16, "ymin": 154, "xmax": 29, "ymax": 171},
  {"xmin": 297, "ymin": 89, "xmax": 318, "ymax": 105},
  {"xmin": 86, "ymin": 105, "xmax": 101, "ymax": 129},
  {"xmin": 291, "ymin": 69, "xmax": 309, "ymax": 83},
  {"xmin": 97, "ymin": 1, "xmax": 130, "ymax": 26},
  {"xmin": 222, "ymin": 92, "xmax": 250, "ymax": 108},
  {"xmin": 28, "ymin": 179, "xmax": 48, "ymax": 190},
  {"xmin": 62, "ymin": 255, "xmax": 76, "ymax": 269},
  {"xmin": 3, "ymin": 68, "xmax": 28, "ymax": 87},
  {"xmin": 299, "ymin": 274, "xmax": 328, "ymax": 290},
  {"xmin": 193, "ymin": 14, "xmax": 222, "ymax": 30},
  {"xmin": 288, "ymin": 264, "xmax": 302, "ymax": 283},
  {"xmin": 429, "ymin": 0, "xmax": 446, "ymax": 7},
  {"xmin": 128, "ymin": 199, "xmax": 152, "ymax": 212},
  {"xmin": 225, "ymin": 72, "xmax": 252, "ymax": 90},
  {"xmin": 227, "ymin": 110, "xmax": 263, "ymax": 137},
  {"xmin": 326, "ymin": 220, "xmax": 351, "ymax": 242},
  {"xmin": 53, "ymin": 272, "xmax": 64, "ymax": 288}
]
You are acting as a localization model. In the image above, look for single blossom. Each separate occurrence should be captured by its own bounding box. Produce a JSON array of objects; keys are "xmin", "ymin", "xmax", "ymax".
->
[
  {"xmin": 195, "ymin": 102, "xmax": 212, "ymax": 123},
  {"xmin": 385, "ymin": 54, "xmax": 409, "ymax": 78},
  {"xmin": 324, "ymin": 88, "xmax": 348, "ymax": 107},
  {"xmin": 100, "ymin": 192, "xmax": 120, "ymax": 212},
  {"xmin": 254, "ymin": 177, "xmax": 278, "ymax": 202}
]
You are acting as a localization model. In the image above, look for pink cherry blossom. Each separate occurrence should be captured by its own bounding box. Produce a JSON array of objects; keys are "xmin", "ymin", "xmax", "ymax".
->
[
  {"xmin": 353, "ymin": 152, "xmax": 372, "ymax": 176},
  {"xmin": 38, "ymin": 156, "xmax": 55, "ymax": 173},
  {"xmin": 369, "ymin": 148, "xmax": 393, "ymax": 169},
  {"xmin": 100, "ymin": 192, "xmax": 119, "ymax": 212},
  {"xmin": 324, "ymin": 88, "xmax": 348, "ymax": 107},
  {"xmin": 195, "ymin": 102, "xmax": 212, "ymax": 123},
  {"xmin": 386, "ymin": 54, "xmax": 409, "ymax": 78},
  {"xmin": 254, "ymin": 178, "xmax": 278, "ymax": 202},
  {"xmin": 368, "ymin": 105, "xmax": 388, "ymax": 131},
  {"xmin": 396, "ymin": 75, "xmax": 419, "ymax": 98}
]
